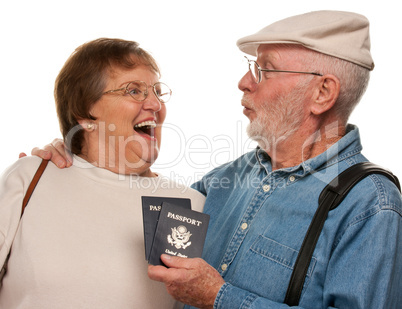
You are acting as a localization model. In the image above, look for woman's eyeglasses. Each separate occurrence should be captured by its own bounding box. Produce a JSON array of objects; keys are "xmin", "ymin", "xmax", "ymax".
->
[{"xmin": 103, "ymin": 80, "xmax": 172, "ymax": 103}]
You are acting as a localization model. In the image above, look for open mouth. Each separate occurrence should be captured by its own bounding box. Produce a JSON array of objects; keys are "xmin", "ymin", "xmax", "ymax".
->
[{"xmin": 134, "ymin": 120, "xmax": 156, "ymax": 138}]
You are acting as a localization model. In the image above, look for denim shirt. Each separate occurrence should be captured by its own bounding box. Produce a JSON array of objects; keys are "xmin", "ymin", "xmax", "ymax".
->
[{"xmin": 187, "ymin": 125, "xmax": 402, "ymax": 309}]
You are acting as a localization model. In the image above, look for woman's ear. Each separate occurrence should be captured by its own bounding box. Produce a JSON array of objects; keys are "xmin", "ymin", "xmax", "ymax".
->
[
  {"xmin": 310, "ymin": 74, "xmax": 340, "ymax": 115},
  {"xmin": 78, "ymin": 119, "xmax": 96, "ymax": 132}
]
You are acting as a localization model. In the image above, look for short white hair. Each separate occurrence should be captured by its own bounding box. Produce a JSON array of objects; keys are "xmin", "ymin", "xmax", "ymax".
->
[{"xmin": 300, "ymin": 46, "xmax": 371, "ymax": 123}]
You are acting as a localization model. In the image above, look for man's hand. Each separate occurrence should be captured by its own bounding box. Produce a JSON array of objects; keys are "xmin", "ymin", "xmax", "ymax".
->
[
  {"xmin": 31, "ymin": 138, "xmax": 73, "ymax": 168},
  {"xmin": 148, "ymin": 254, "xmax": 225, "ymax": 309}
]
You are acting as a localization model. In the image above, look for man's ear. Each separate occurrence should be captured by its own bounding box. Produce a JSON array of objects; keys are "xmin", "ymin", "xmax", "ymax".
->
[{"xmin": 310, "ymin": 74, "xmax": 340, "ymax": 115}]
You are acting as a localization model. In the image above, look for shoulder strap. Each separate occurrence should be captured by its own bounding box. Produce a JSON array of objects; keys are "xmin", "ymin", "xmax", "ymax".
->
[
  {"xmin": 1, "ymin": 159, "xmax": 49, "ymax": 285},
  {"xmin": 284, "ymin": 162, "xmax": 401, "ymax": 306},
  {"xmin": 21, "ymin": 159, "xmax": 49, "ymax": 217}
]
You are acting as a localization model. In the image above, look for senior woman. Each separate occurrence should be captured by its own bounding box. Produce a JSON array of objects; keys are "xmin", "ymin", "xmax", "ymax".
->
[{"xmin": 0, "ymin": 38, "xmax": 205, "ymax": 308}]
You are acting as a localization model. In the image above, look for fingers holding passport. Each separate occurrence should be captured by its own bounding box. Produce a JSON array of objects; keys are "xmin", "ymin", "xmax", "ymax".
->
[{"xmin": 148, "ymin": 255, "xmax": 224, "ymax": 309}]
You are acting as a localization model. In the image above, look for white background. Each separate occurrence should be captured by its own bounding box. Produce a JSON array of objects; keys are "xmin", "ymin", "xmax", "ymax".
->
[{"xmin": 1, "ymin": 0, "xmax": 401, "ymax": 185}]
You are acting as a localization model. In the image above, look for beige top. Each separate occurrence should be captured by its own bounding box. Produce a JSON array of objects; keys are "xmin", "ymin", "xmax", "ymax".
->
[{"xmin": 0, "ymin": 156, "xmax": 205, "ymax": 309}]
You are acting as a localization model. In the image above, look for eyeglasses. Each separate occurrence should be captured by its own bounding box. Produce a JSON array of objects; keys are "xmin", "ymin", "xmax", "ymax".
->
[
  {"xmin": 103, "ymin": 80, "xmax": 172, "ymax": 103},
  {"xmin": 244, "ymin": 56, "xmax": 322, "ymax": 84}
]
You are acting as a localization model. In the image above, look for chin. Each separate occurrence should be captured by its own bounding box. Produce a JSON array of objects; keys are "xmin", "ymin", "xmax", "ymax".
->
[
  {"xmin": 144, "ymin": 145, "xmax": 160, "ymax": 163},
  {"xmin": 127, "ymin": 146, "xmax": 160, "ymax": 167}
]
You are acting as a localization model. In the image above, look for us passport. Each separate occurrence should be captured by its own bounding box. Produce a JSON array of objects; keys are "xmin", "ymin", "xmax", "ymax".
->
[
  {"xmin": 141, "ymin": 196, "xmax": 192, "ymax": 260},
  {"xmin": 148, "ymin": 202, "xmax": 210, "ymax": 266}
]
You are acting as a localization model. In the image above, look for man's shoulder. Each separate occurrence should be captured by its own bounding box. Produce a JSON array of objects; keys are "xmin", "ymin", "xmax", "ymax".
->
[
  {"xmin": 359, "ymin": 172, "xmax": 401, "ymax": 212},
  {"xmin": 313, "ymin": 157, "xmax": 401, "ymax": 217},
  {"xmin": 335, "ymin": 163, "xmax": 402, "ymax": 217}
]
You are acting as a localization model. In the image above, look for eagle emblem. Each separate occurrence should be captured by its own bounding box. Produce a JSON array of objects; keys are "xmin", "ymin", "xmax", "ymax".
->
[{"xmin": 167, "ymin": 225, "xmax": 192, "ymax": 249}]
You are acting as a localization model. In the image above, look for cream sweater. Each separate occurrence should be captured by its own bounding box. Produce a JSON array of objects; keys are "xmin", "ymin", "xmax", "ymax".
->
[{"xmin": 0, "ymin": 156, "xmax": 205, "ymax": 309}]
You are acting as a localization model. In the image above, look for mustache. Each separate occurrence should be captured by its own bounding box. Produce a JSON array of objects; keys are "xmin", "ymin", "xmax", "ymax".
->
[{"xmin": 241, "ymin": 96, "xmax": 253, "ymax": 108}]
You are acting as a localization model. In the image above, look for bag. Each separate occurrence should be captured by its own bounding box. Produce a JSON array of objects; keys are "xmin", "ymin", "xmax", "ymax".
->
[
  {"xmin": 284, "ymin": 162, "xmax": 401, "ymax": 306},
  {"xmin": 0, "ymin": 159, "xmax": 49, "ymax": 286}
]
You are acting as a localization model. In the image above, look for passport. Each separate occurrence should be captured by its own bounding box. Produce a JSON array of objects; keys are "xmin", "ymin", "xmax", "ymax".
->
[
  {"xmin": 148, "ymin": 202, "xmax": 210, "ymax": 266},
  {"xmin": 141, "ymin": 196, "xmax": 192, "ymax": 260}
]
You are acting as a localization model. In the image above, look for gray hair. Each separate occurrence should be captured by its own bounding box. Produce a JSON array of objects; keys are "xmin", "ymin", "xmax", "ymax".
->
[{"xmin": 300, "ymin": 46, "xmax": 371, "ymax": 123}]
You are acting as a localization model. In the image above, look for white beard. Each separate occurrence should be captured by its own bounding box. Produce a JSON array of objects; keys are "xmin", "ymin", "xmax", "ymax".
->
[{"xmin": 245, "ymin": 82, "xmax": 309, "ymax": 151}]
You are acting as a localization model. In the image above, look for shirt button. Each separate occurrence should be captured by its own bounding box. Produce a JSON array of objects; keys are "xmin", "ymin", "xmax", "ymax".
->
[
  {"xmin": 289, "ymin": 176, "xmax": 296, "ymax": 182},
  {"xmin": 221, "ymin": 264, "xmax": 228, "ymax": 271},
  {"xmin": 263, "ymin": 184, "xmax": 271, "ymax": 192},
  {"xmin": 241, "ymin": 222, "xmax": 248, "ymax": 230}
]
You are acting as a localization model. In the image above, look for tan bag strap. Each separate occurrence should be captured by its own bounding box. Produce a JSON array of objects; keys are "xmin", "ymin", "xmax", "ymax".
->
[
  {"xmin": 1, "ymin": 159, "xmax": 49, "ymax": 285},
  {"xmin": 21, "ymin": 159, "xmax": 49, "ymax": 216}
]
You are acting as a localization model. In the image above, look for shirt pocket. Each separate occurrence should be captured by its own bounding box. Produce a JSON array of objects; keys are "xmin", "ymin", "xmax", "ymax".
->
[{"xmin": 229, "ymin": 235, "xmax": 317, "ymax": 302}]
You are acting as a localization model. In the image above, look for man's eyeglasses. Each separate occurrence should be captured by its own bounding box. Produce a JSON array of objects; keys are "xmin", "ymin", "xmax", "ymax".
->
[
  {"xmin": 244, "ymin": 56, "xmax": 323, "ymax": 84},
  {"xmin": 103, "ymin": 80, "xmax": 172, "ymax": 103}
]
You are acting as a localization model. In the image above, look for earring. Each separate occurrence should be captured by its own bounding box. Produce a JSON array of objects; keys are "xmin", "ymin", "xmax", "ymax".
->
[{"xmin": 87, "ymin": 123, "xmax": 95, "ymax": 131}]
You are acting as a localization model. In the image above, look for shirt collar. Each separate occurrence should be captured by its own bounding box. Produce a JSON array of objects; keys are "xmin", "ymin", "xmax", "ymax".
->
[{"xmin": 254, "ymin": 124, "xmax": 362, "ymax": 178}]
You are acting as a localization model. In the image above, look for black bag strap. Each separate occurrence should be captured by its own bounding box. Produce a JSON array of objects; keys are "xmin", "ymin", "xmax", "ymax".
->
[{"xmin": 284, "ymin": 162, "xmax": 401, "ymax": 306}]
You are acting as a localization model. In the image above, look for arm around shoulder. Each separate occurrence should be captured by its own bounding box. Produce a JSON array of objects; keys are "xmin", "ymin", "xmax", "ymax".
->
[{"xmin": 30, "ymin": 138, "xmax": 73, "ymax": 168}]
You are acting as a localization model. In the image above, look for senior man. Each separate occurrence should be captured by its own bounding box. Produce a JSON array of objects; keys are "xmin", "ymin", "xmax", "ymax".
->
[
  {"xmin": 148, "ymin": 10, "xmax": 401, "ymax": 308},
  {"xmin": 28, "ymin": 10, "xmax": 401, "ymax": 309}
]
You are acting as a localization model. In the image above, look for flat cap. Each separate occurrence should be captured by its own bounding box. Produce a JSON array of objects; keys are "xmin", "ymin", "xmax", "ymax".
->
[{"xmin": 237, "ymin": 10, "xmax": 374, "ymax": 70}]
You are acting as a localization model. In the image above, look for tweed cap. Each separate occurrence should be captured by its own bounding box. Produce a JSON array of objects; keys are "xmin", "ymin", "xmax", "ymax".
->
[{"xmin": 237, "ymin": 10, "xmax": 374, "ymax": 70}]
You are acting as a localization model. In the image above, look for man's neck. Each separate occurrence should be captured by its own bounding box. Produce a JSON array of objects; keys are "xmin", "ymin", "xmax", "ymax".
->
[{"xmin": 265, "ymin": 124, "xmax": 346, "ymax": 171}]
